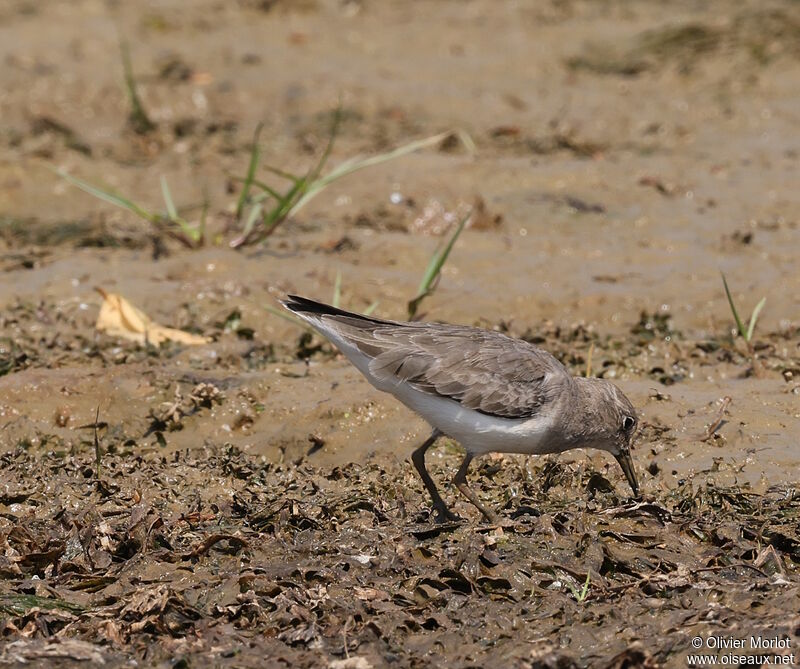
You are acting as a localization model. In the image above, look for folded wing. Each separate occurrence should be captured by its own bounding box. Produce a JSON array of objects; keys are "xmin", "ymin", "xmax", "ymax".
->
[
  {"xmin": 358, "ymin": 325, "xmax": 571, "ymax": 419},
  {"xmin": 282, "ymin": 295, "xmax": 573, "ymax": 420}
]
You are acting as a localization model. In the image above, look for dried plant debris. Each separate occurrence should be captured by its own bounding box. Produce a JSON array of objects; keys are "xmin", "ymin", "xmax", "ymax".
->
[
  {"xmin": 0, "ymin": 445, "xmax": 797, "ymax": 667},
  {"xmin": 567, "ymin": 8, "xmax": 800, "ymax": 75},
  {"xmin": 146, "ymin": 383, "xmax": 225, "ymax": 434},
  {"xmin": 0, "ymin": 291, "xmax": 796, "ymax": 387},
  {"xmin": 95, "ymin": 288, "xmax": 211, "ymax": 346}
]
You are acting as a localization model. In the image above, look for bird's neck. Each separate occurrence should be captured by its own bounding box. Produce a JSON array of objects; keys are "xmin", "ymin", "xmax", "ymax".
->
[{"xmin": 558, "ymin": 377, "xmax": 608, "ymax": 447}]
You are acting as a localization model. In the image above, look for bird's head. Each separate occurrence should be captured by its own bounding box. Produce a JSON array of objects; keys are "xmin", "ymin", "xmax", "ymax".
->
[{"xmin": 574, "ymin": 378, "xmax": 640, "ymax": 497}]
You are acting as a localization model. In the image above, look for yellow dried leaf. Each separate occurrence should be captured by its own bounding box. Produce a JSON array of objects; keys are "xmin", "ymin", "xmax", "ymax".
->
[{"xmin": 95, "ymin": 288, "xmax": 210, "ymax": 346}]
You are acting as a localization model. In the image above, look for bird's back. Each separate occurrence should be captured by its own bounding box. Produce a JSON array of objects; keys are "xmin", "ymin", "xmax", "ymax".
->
[{"xmin": 282, "ymin": 295, "xmax": 574, "ymax": 422}]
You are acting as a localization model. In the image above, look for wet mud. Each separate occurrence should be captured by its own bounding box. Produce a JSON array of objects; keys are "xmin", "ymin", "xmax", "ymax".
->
[{"xmin": 1, "ymin": 446, "xmax": 798, "ymax": 668}]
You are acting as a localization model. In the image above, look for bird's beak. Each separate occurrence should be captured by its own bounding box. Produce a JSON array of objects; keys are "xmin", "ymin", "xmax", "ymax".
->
[{"xmin": 614, "ymin": 450, "xmax": 640, "ymax": 497}]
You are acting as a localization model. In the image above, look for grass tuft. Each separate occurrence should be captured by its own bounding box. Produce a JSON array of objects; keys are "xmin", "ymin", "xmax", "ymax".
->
[
  {"xmin": 56, "ymin": 168, "xmax": 157, "ymax": 223},
  {"xmin": 57, "ymin": 101, "xmax": 468, "ymax": 255},
  {"xmin": 721, "ymin": 272, "xmax": 766, "ymax": 376},
  {"xmin": 229, "ymin": 109, "xmax": 343, "ymax": 247},
  {"xmin": 721, "ymin": 272, "xmax": 765, "ymax": 345},
  {"xmin": 55, "ymin": 168, "xmax": 204, "ymax": 248},
  {"xmin": 230, "ymin": 110, "xmax": 465, "ymax": 248},
  {"xmin": 567, "ymin": 572, "xmax": 591, "ymax": 603}
]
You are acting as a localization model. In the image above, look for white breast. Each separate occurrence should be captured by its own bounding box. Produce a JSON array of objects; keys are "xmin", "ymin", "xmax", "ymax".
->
[{"xmin": 388, "ymin": 380, "xmax": 558, "ymax": 455}]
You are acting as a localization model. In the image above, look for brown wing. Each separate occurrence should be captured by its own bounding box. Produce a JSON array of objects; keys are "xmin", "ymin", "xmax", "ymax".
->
[{"xmin": 360, "ymin": 324, "xmax": 572, "ymax": 419}]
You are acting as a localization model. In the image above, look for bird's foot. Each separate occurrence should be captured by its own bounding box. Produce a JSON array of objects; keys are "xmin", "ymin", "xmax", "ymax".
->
[
  {"xmin": 434, "ymin": 507, "xmax": 463, "ymax": 524},
  {"xmin": 480, "ymin": 510, "xmax": 503, "ymax": 527},
  {"xmin": 478, "ymin": 516, "xmax": 519, "ymax": 532}
]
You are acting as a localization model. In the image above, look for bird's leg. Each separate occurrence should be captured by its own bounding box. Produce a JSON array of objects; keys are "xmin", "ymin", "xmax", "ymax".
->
[
  {"xmin": 411, "ymin": 429, "xmax": 460, "ymax": 523},
  {"xmin": 453, "ymin": 453, "xmax": 500, "ymax": 524}
]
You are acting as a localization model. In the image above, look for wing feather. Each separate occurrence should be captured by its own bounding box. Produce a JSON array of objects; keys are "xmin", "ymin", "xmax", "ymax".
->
[
  {"xmin": 360, "ymin": 324, "xmax": 572, "ymax": 419},
  {"xmin": 283, "ymin": 295, "xmax": 573, "ymax": 420}
]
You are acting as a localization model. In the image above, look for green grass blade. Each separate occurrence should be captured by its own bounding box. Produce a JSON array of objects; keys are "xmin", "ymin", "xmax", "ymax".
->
[
  {"xmin": 270, "ymin": 107, "xmax": 342, "ymax": 224},
  {"xmin": 229, "ymin": 202, "xmax": 264, "ymax": 247},
  {"xmin": 261, "ymin": 164, "xmax": 304, "ymax": 183},
  {"xmin": 363, "ymin": 301, "xmax": 379, "ymax": 316},
  {"xmin": 245, "ymin": 201, "xmax": 264, "ymax": 231},
  {"xmin": 746, "ymin": 297, "xmax": 766, "ymax": 342},
  {"xmin": 579, "ymin": 572, "xmax": 591, "ymax": 602},
  {"xmin": 158, "ymin": 176, "xmax": 202, "ymax": 243},
  {"xmin": 228, "ymin": 174, "xmax": 283, "ymax": 201},
  {"xmin": 262, "ymin": 177, "xmax": 307, "ymax": 233},
  {"xmin": 332, "ymin": 270, "xmax": 342, "ymax": 308},
  {"xmin": 246, "ymin": 110, "xmax": 338, "ymax": 211},
  {"xmin": 120, "ymin": 39, "xmax": 155, "ymax": 135},
  {"xmin": 407, "ymin": 211, "xmax": 471, "ymax": 319},
  {"xmin": 177, "ymin": 220, "xmax": 202, "ymax": 244},
  {"xmin": 417, "ymin": 211, "xmax": 470, "ymax": 295},
  {"xmin": 305, "ymin": 106, "xmax": 342, "ymax": 184},
  {"xmin": 251, "ymin": 191, "xmax": 272, "ymax": 205},
  {"xmin": 290, "ymin": 132, "xmax": 450, "ymax": 217},
  {"xmin": 721, "ymin": 273, "xmax": 746, "ymax": 339},
  {"xmin": 236, "ymin": 123, "xmax": 263, "ymax": 220},
  {"xmin": 55, "ymin": 168, "xmax": 157, "ymax": 223},
  {"xmin": 248, "ymin": 178, "xmax": 283, "ymax": 202},
  {"xmin": 199, "ymin": 198, "xmax": 208, "ymax": 243},
  {"xmin": 318, "ymin": 131, "xmax": 453, "ymax": 187},
  {"xmin": 160, "ymin": 175, "xmax": 178, "ymax": 221},
  {"xmin": 245, "ymin": 109, "xmax": 341, "ymax": 241}
]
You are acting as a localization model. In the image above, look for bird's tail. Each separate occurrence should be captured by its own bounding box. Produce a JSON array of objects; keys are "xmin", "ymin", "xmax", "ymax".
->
[{"xmin": 280, "ymin": 295, "xmax": 388, "ymax": 326}]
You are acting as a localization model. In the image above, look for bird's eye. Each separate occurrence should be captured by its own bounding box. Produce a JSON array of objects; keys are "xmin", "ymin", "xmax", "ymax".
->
[{"xmin": 622, "ymin": 415, "xmax": 636, "ymax": 432}]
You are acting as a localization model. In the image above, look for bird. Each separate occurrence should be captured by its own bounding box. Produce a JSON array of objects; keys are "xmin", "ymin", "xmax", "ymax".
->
[{"xmin": 281, "ymin": 295, "xmax": 640, "ymax": 523}]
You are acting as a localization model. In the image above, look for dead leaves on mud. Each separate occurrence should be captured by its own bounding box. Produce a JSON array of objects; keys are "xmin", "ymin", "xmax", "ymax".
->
[
  {"xmin": 95, "ymin": 288, "xmax": 210, "ymax": 347},
  {"xmin": 0, "ymin": 446, "xmax": 797, "ymax": 666},
  {"xmin": 0, "ymin": 278, "xmax": 797, "ymax": 667}
]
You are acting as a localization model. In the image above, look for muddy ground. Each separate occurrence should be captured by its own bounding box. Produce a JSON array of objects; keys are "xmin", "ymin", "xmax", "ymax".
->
[{"xmin": 1, "ymin": 0, "xmax": 799, "ymax": 666}]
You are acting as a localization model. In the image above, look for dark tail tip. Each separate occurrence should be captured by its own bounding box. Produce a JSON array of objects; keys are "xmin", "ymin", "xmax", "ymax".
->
[
  {"xmin": 280, "ymin": 294, "xmax": 387, "ymax": 323},
  {"xmin": 281, "ymin": 294, "xmax": 340, "ymax": 316}
]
